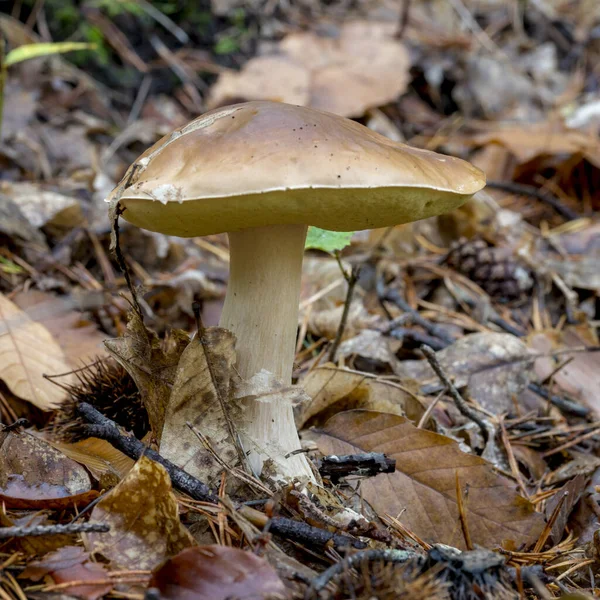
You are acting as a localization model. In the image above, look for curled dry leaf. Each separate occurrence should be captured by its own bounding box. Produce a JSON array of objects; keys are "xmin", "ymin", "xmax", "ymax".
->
[
  {"xmin": 298, "ymin": 364, "xmax": 425, "ymax": 429},
  {"xmin": 310, "ymin": 410, "xmax": 544, "ymax": 549},
  {"xmin": 472, "ymin": 121, "xmax": 600, "ymax": 168},
  {"xmin": 395, "ymin": 332, "xmax": 534, "ymax": 415},
  {"xmin": 13, "ymin": 290, "xmax": 108, "ymax": 365},
  {"xmin": 85, "ymin": 455, "xmax": 194, "ymax": 570},
  {"xmin": 529, "ymin": 325, "xmax": 600, "ymax": 416},
  {"xmin": 209, "ymin": 21, "xmax": 410, "ymax": 118},
  {"xmin": 0, "ymin": 431, "xmax": 96, "ymax": 509},
  {"xmin": 20, "ymin": 546, "xmax": 112, "ymax": 600},
  {"xmin": 0, "ymin": 292, "xmax": 74, "ymax": 410},
  {"xmin": 149, "ymin": 546, "xmax": 287, "ymax": 600},
  {"xmin": 50, "ymin": 437, "xmax": 135, "ymax": 489},
  {"xmin": 104, "ymin": 310, "xmax": 189, "ymax": 440},
  {"xmin": 160, "ymin": 327, "xmax": 242, "ymax": 486},
  {"xmin": 307, "ymin": 302, "xmax": 379, "ymax": 341}
]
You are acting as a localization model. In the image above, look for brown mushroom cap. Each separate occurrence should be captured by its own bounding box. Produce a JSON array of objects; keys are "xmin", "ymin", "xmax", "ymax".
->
[{"xmin": 110, "ymin": 101, "xmax": 486, "ymax": 237}]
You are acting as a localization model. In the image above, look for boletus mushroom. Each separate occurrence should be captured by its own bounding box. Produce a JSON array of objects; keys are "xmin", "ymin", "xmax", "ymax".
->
[{"xmin": 107, "ymin": 101, "xmax": 485, "ymax": 481}]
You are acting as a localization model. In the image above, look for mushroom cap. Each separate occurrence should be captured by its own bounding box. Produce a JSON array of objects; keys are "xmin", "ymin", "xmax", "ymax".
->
[{"xmin": 109, "ymin": 101, "xmax": 486, "ymax": 236}]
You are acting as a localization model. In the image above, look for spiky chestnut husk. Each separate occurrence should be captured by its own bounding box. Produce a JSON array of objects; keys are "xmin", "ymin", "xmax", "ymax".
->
[
  {"xmin": 53, "ymin": 359, "xmax": 148, "ymax": 441},
  {"xmin": 317, "ymin": 546, "xmax": 517, "ymax": 600}
]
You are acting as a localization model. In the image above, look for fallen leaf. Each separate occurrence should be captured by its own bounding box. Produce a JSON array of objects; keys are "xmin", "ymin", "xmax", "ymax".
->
[
  {"xmin": 298, "ymin": 365, "xmax": 425, "ymax": 429},
  {"xmin": 50, "ymin": 437, "xmax": 135, "ymax": 489},
  {"xmin": 529, "ymin": 325, "xmax": 600, "ymax": 416},
  {"xmin": 0, "ymin": 430, "xmax": 96, "ymax": 509},
  {"xmin": 149, "ymin": 546, "xmax": 287, "ymax": 600},
  {"xmin": 209, "ymin": 20, "xmax": 410, "ymax": 118},
  {"xmin": 395, "ymin": 332, "xmax": 534, "ymax": 415},
  {"xmin": 545, "ymin": 474, "xmax": 588, "ymax": 545},
  {"xmin": 336, "ymin": 329, "xmax": 402, "ymax": 372},
  {"xmin": 85, "ymin": 455, "xmax": 194, "ymax": 570},
  {"xmin": 2, "ymin": 182, "xmax": 84, "ymax": 233},
  {"xmin": 160, "ymin": 327, "xmax": 242, "ymax": 486},
  {"xmin": 21, "ymin": 546, "xmax": 112, "ymax": 600},
  {"xmin": 0, "ymin": 292, "xmax": 74, "ymax": 410},
  {"xmin": 472, "ymin": 122, "xmax": 600, "ymax": 169},
  {"xmin": 311, "ymin": 410, "xmax": 545, "ymax": 549},
  {"xmin": 308, "ymin": 302, "xmax": 379, "ymax": 341},
  {"xmin": 104, "ymin": 310, "xmax": 189, "ymax": 439},
  {"xmin": 13, "ymin": 290, "xmax": 108, "ymax": 365}
]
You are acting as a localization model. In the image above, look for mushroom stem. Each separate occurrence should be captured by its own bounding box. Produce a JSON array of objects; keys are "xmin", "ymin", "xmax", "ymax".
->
[{"xmin": 220, "ymin": 223, "xmax": 313, "ymax": 480}]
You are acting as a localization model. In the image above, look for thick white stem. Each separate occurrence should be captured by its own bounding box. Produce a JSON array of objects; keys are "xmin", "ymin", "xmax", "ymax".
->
[{"xmin": 219, "ymin": 224, "xmax": 314, "ymax": 480}]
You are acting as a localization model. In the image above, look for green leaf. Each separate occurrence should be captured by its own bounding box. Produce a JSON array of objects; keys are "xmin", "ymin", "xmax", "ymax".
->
[
  {"xmin": 305, "ymin": 227, "xmax": 354, "ymax": 253},
  {"xmin": 5, "ymin": 42, "xmax": 95, "ymax": 67}
]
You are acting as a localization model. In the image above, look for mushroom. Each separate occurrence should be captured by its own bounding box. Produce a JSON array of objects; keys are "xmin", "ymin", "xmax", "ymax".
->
[{"xmin": 107, "ymin": 101, "xmax": 485, "ymax": 480}]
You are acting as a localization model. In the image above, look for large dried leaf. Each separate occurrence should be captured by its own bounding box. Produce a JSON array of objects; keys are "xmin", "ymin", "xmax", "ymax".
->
[
  {"xmin": 104, "ymin": 311, "xmax": 189, "ymax": 439},
  {"xmin": 529, "ymin": 326, "xmax": 600, "ymax": 416},
  {"xmin": 0, "ymin": 431, "xmax": 96, "ymax": 509},
  {"xmin": 472, "ymin": 122, "xmax": 600, "ymax": 168},
  {"xmin": 85, "ymin": 455, "xmax": 194, "ymax": 570},
  {"xmin": 209, "ymin": 20, "xmax": 410, "ymax": 118},
  {"xmin": 20, "ymin": 546, "xmax": 112, "ymax": 600},
  {"xmin": 13, "ymin": 290, "xmax": 108, "ymax": 365},
  {"xmin": 50, "ymin": 437, "xmax": 135, "ymax": 489},
  {"xmin": 298, "ymin": 365, "xmax": 425, "ymax": 429},
  {"xmin": 395, "ymin": 333, "xmax": 533, "ymax": 415},
  {"xmin": 160, "ymin": 327, "xmax": 241, "ymax": 485},
  {"xmin": 0, "ymin": 292, "xmax": 74, "ymax": 410},
  {"xmin": 149, "ymin": 546, "xmax": 287, "ymax": 600},
  {"xmin": 312, "ymin": 410, "xmax": 544, "ymax": 549}
]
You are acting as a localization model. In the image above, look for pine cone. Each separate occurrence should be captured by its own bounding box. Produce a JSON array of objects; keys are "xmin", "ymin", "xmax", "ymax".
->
[{"xmin": 446, "ymin": 237, "xmax": 533, "ymax": 301}]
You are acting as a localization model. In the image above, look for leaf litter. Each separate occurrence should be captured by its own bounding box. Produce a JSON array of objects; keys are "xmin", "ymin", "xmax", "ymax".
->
[{"xmin": 1, "ymin": 1, "xmax": 600, "ymax": 598}]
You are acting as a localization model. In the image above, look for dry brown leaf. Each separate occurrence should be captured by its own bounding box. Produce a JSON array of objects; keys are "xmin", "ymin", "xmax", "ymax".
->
[
  {"xmin": 2, "ymin": 182, "xmax": 85, "ymax": 233},
  {"xmin": 337, "ymin": 330, "xmax": 402, "ymax": 371},
  {"xmin": 209, "ymin": 21, "xmax": 410, "ymax": 118},
  {"xmin": 298, "ymin": 365, "xmax": 425, "ymax": 429},
  {"xmin": 85, "ymin": 455, "xmax": 194, "ymax": 570},
  {"xmin": 13, "ymin": 290, "xmax": 108, "ymax": 365},
  {"xmin": 0, "ymin": 430, "xmax": 96, "ymax": 509},
  {"xmin": 472, "ymin": 122, "xmax": 600, "ymax": 168},
  {"xmin": 308, "ymin": 302, "xmax": 379, "ymax": 341},
  {"xmin": 311, "ymin": 410, "xmax": 544, "ymax": 549},
  {"xmin": 529, "ymin": 325, "xmax": 600, "ymax": 416},
  {"xmin": 0, "ymin": 292, "xmax": 74, "ymax": 410},
  {"xmin": 395, "ymin": 333, "xmax": 534, "ymax": 415},
  {"xmin": 160, "ymin": 327, "xmax": 241, "ymax": 486},
  {"xmin": 21, "ymin": 546, "xmax": 112, "ymax": 600},
  {"xmin": 104, "ymin": 310, "xmax": 189, "ymax": 440},
  {"xmin": 545, "ymin": 474, "xmax": 588, "ymax": 545},
  {"xmin": 50, "ymin": 437, "xmax": 135, "ymax": 489},
  {"xmin": 149, "ymin": 546, "xmax": 287, "ymax": 600}
]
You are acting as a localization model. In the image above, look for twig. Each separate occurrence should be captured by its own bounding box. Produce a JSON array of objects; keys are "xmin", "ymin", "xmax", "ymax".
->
[
  {"xmin": 455, "ymin": 473, "xmax": 473, "ymax": 550},
  {"xmin": 318, "ymin": 453, "xmax": 396, "ymax": 484},
  {"xmin": 305, "ymin": 548, "xmax": 416, "ymax": 597},
  {"xmin": 387, "ymin": 327, "xmax": 448, "ymax": 351},
  {"xmin": 394, "ymin": 0, "xmax": 411, "ymax": 39},
  {"xmin": 382, "ymin": 288, "xmax": 456, "ymax": 346},
  {"xmin": 113, "ymin": 204, "xmax": 143, "ymax": 318},
  {"xmin": 76, "ymin": 402, "xmax": 218, "ymax": 504},
  {"xmin": 420, "ymin": 345, "xmax": 489, "ymax": 444},
  {"xmin": 192, "ymin": 302, "xmax": 248, "ymax": 473},
  {"xmin": 487, "ymin": 181, "xmax": 579, "ymax": 221},
  {"xmin": 328, "ymin": 256, "xmax": 360, "ymax": 363},
  {"xmin": 0, "ymin": 522, "xmax": 109, "ymax": 539},
  {"xmin": 528, "ymin": 383, "xmax": 590, "ymax": 418},
  {"xmin": 238, "ymin": 505, "xmax": 367, "ymax": 551}
]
